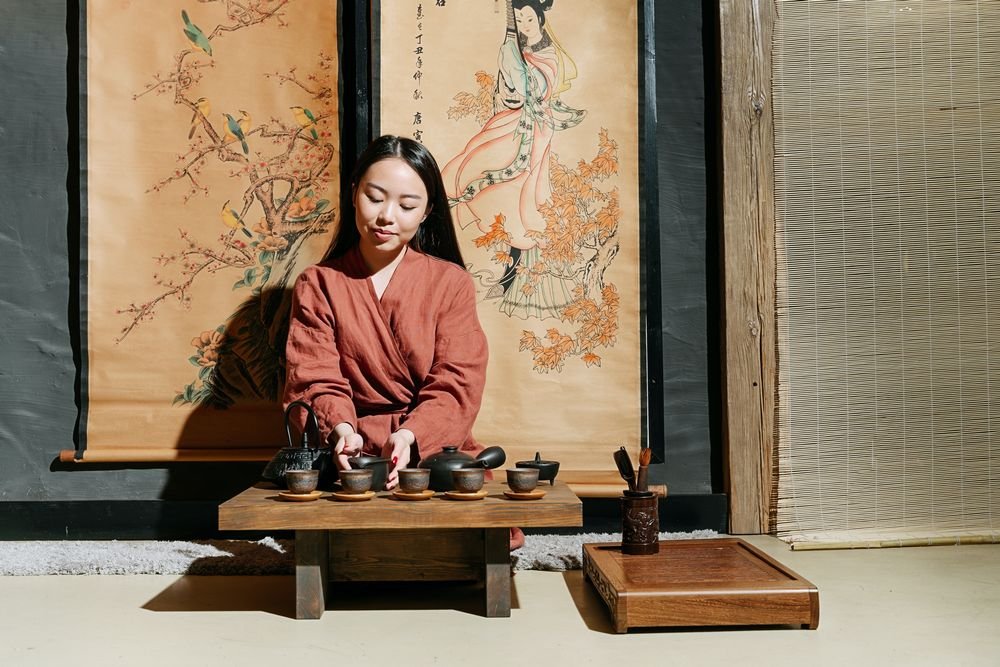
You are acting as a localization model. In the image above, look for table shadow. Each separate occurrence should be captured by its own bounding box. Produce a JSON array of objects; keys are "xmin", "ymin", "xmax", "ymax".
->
[
  {"xmin": 327, "ymin": 579, "xmax": 521, "ymax": 617},
  {"xmin": 142, "ymin": 575, "xmax": 295, "ymax": 618}
]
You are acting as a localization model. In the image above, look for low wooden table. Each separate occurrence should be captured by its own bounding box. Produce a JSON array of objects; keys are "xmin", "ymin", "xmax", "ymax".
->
[
  {"xmin": 219, "ymin": 481, "xmax": 582, "ymax": 619},
  {"xmin": 582, "ymin": 538, "xmax": 819, "ymax": 632}
]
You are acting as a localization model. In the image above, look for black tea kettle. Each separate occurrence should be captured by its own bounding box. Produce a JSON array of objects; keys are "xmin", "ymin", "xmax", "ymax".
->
[{"xmin": 261, "ymin": 401, "xmax": 334, "ymax": 489}]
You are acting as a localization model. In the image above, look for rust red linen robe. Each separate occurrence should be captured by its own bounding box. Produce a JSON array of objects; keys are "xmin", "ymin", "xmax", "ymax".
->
[{"xmin": 283, "ymin": 246, "xmax": 488, "ymax": 461}]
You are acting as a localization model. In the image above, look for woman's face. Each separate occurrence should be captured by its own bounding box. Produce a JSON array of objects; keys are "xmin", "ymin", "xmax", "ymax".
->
[
  {"xmin": 515, "ymin": 7, "xmax": 543, "ymax": 45},
  {"xmin": 354, "ymin": 157, "xmax": 429, "ymax": 259}
]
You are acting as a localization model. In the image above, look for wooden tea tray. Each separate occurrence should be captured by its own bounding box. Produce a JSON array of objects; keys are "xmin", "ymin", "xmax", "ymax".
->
[{"xmin": 582, "ymin": 538, "xmax": 819, "ymax": 633}]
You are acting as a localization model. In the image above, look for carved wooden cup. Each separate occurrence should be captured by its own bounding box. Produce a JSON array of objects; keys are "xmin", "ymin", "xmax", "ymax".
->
[{"xmin": 621, "ymin": 492, "xmax": 659, "ymax": 555}]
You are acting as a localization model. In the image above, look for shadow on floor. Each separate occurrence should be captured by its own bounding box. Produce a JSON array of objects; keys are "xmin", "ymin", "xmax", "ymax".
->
[
  {"xmin": 142, "ymin": 576, "xmax": 520, "ymax": 620},
  {"xmin": 142, "ymin": 576, "xmax": 296, "ymax": 618},
  {"xmin": 561, "ymin": 570, "xmax": 615, "ymax": 634},
  {"xmin": 327, "ymin": 579, "xmax": 521, "ymax": 617}
]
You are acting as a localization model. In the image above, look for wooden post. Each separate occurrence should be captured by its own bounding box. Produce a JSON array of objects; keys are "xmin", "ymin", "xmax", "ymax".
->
[
  {"xmin": 483, "ymin": 528, "xmax": 511, "ymax": 617},
  {"xmin": 295, "ymin": 530, "xmax": 328, "ymax": 619},
  {"xmin": 718, "ymin": 0, "xmax": 777, "ymax": 534}
]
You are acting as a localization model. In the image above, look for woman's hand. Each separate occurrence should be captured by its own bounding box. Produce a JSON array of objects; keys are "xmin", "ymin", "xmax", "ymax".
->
[
  {"xmin": 381, "ymin": 429, "xmax": 415, "ymax": 489},
  {"xmin": 332, "ymin": 423, "xmax": 363, "ymax": 471}
]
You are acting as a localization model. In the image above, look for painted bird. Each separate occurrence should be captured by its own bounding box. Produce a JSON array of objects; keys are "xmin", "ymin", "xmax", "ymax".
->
[
  {"xmin": 223, "ymin": 113, "xmax": 249, "ymax": 154},
  {"xmin": 220, "ymin": 200, "xmax": 252, "ymax": 238},
  {"xmin": 181, "ymin": 10, "xmax": 213, "ymax": 56},
  {"xmin": 237, "ymin": 109, "xmax": 252, "ymax": 136},
  {"xmin": 188, "ymin": 97, "xmax": 211, "ymax": 139},
  {"xmin": 290, "ymin": 106, "xmax": 319, "ymax": 140}
]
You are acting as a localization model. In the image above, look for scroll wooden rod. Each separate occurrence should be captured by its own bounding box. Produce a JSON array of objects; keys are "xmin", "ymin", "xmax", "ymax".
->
[
  {"xmin": 58, "ymin": 449, "xmax": 278, "ymax": 463},
  {"xmin": 566, "ymin": 482, "xmax": 667, "ymax": 498}
]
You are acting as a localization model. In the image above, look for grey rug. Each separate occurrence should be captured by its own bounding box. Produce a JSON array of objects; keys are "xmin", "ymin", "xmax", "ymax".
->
[{"xmin": 0, "ymin": 531, "xmax": 718, "ymax": 575}]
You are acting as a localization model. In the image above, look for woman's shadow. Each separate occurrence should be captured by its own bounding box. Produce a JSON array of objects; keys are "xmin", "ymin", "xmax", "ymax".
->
[{"xmin": 157, "ymin": 285, "xmax": 293, "ymax": 536}]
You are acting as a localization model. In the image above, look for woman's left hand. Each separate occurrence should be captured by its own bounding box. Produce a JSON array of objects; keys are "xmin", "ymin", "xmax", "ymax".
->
[{"xmin": 381, "ymin": 429, "xmax": 415, "ymax": 489}]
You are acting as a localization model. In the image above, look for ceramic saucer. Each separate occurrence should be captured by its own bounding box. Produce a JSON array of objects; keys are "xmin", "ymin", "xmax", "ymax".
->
[
  {"xmin": 443, "ymin": 489, "xmax": 489, "ymax": 501},
  {"xmin": 330, "ymin": 490, "xmax": 376, "ymax": 502},
  {"xmin": 392, "ymin": 489, "xmax": 435, "ymax": 501},
  {"xmin": 278, "ymin": 490, "xmax": 323, "ymax": 502},
  {"xmin": 503, "ymin": 489, "xmax": 547, "ymax": 500}
]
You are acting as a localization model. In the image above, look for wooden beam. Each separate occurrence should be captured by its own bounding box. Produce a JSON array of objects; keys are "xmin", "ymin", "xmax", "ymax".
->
[{"xmin": 718, "ymin": 0, "xmax": 777, "ymax": 534}]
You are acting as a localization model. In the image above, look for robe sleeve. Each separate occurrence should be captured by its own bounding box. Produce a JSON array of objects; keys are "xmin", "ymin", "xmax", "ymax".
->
[
  {"xmin": 399, "ymin": 273, "xmax": 488, "ymax": 458},
  {"xmin": 497, "ymin": 38, "xmax": 530, "ymax": 101},
  {"xmin": 283, "ymin": 268, "xmax": 357, "ymax": 444}
]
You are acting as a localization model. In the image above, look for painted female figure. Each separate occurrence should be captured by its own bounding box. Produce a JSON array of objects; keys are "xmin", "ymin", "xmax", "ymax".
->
[{"xmin": 442, "ymin": 0, "xmax": 585, "ymax": 320}]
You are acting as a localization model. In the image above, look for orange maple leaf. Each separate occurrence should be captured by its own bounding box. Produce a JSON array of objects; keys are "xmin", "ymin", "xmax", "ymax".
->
[
  {"xmin": 449, "ymin": 71, "xmax": 498, "ymax": 124},
  {"xmin": 473, "ymin": 213, "xmax": 512, "ymax": 249},
  {"xmin": 597, "ymin": 330, "xmax": 617, "ymax": 347},
  {"xmin": 602, "ymin": 284, "xmax": 620, "ymax": 308},
  {"xmin": 535, "ymin": 345, "xmax": 565, "ymax": 372},
  {"xmin": 561, "ymin": 300, "xmax": 585, "ymax": 322},
  {"xmin": 582, "ymin": 352, "xmax": 602, "ymax": 367},
  {"xmin": 474, "ymin": 70, "xmax": 494, "ymax": 89}
]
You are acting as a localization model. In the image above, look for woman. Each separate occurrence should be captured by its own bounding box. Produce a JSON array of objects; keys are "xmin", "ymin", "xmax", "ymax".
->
[
  {"xmin": 443, "ymin": 0, "xmax": 585, "ymax": 319},
  {"xmin": 283, "ymin": 135, "xmax": 525, "ymax": 549}
]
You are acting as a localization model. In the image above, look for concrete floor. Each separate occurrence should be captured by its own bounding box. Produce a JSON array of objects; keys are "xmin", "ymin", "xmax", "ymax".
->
[{"xmin": 1, "ymin": 535, "xmax": 997, "ymax": 666}]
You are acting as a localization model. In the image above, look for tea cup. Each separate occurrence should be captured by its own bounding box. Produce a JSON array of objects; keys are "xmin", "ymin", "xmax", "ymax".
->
[
  {"xmin": 398, "ymin": 468, "xmax": 431, "ymax": 493},
  {"xmin": 451, "ymin": 467, "xmax": 485, "ymax": 493},
  {"xmin": 506, "ymin": 467, "xmax": 540, "ymax": 493},
  {"xmin": 338, "ymin": 468, "xmax": 374, "ymax": 494},
  {"xmin": 284, "ymin": 469, "xmax": 320, "ymax": 494}
]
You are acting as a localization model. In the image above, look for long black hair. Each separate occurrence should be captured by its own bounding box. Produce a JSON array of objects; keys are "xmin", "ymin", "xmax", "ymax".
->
[
  {"xmin": 512, "ymin": 0, "xmax": 553, "ymax": 28},
  {"xmin": 326, "ymin": 135, "xmax": 465, "ymax": 268}
]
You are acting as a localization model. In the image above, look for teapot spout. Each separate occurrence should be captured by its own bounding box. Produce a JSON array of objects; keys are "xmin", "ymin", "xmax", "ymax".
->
[{"xmin": 475, "ymin": 446, "xmax": 506, "ymax": 469}]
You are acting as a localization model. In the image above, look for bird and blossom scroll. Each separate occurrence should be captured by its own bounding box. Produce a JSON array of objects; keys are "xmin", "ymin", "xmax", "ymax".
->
[
  {"xmin": 377, "ymin": 0, "xmax": 641, "ymax": 473},
  {"xmin": 77, "ymin": 0, "xmax": 339, "ymax": 459}
]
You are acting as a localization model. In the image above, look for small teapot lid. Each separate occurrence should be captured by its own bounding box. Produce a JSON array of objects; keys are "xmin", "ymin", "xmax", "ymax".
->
[{"xmin": 518, "ymin": 451, "xmax": 558, "ymax": 465}]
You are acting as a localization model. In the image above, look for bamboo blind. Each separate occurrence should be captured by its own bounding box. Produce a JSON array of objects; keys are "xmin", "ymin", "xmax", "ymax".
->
[{"xmin": 773, "ymin": 0, "xmax": 1000, "ymax": 548}]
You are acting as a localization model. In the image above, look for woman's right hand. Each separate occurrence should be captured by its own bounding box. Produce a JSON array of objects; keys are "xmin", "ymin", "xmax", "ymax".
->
[{"xmin": 333, "ymin": 429, "xmax": 364, "ymax": 471}]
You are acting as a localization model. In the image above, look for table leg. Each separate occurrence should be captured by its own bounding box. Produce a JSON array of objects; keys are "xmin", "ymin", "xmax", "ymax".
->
[
  {"xmin": 295, "ymin": 530, "xmax": 329, "ymax": 619},
  {"xmin": 483, "ymin": 528, "xmax": 511, "ymax": 617}
]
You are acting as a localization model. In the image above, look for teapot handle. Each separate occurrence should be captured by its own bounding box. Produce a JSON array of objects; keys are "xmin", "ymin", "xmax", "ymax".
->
[{"xmin": 284, "ymin": 400, "xmax": 322, "ymax": 449}]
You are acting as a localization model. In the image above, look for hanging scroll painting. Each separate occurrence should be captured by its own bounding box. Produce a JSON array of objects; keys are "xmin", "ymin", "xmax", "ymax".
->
[
  {"xmin": 76, "ymin": 0, "xmax": 340, "ymax": 460},
  {"xmin": 377, "ymin": 0, "xmax": 641, "ymax": 474}
]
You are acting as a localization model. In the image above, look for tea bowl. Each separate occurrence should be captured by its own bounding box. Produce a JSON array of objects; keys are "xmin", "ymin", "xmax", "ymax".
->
[
  {"xmin": 338, "ymin": 468, "xmax": 374, "ymax": 494},
  {"xmin": 398, "ymin": 468, "xmax": 431, "ymax": 494},
  {"xmin": 284, "ymin": 469, "xmax": 320, "ymax": 494},
  {"xmin": 451, "ymin": 467, "xmax": 485, "ymax": 493},
  {"xmin": 506, "ymin": 467, "xmax": 540, "ymax": 493}
]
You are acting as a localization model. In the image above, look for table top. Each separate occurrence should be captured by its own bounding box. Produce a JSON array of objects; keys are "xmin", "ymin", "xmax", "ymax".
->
[
  {"xmin": 583, "ymin": 538, "xmax": 818, "ymax": 593},
  {"xmin": 218, "ymin": 480, "xmax": 582, "ymax": 531}
]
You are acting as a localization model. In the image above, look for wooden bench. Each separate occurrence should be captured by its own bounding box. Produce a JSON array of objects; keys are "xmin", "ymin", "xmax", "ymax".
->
[{"xmin": 219, "ymin": 480, "xmax": 582, "ymax": 619}]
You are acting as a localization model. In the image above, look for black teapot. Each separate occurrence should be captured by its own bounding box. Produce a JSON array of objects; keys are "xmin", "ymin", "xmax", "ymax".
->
[
  {"xmin": 514, "ymin": 452, "xmax": 561, "ymax": 485},
  {"xmin": 418, "ymin": 445, "xmax": 506, "ymax": 491},
  {"xmin": 261, "ymin": 401, "xmax": 334, "ymax": 489}
]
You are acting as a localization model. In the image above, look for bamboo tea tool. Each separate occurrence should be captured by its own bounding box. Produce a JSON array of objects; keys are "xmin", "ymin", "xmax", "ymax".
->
[
  {"xmin": 636, "ymin": 447, "xmax": 652, "ymax": 493},
  {"xmin": 613, "ymin": 446, "xmax": 636, "ymax": 492}
]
